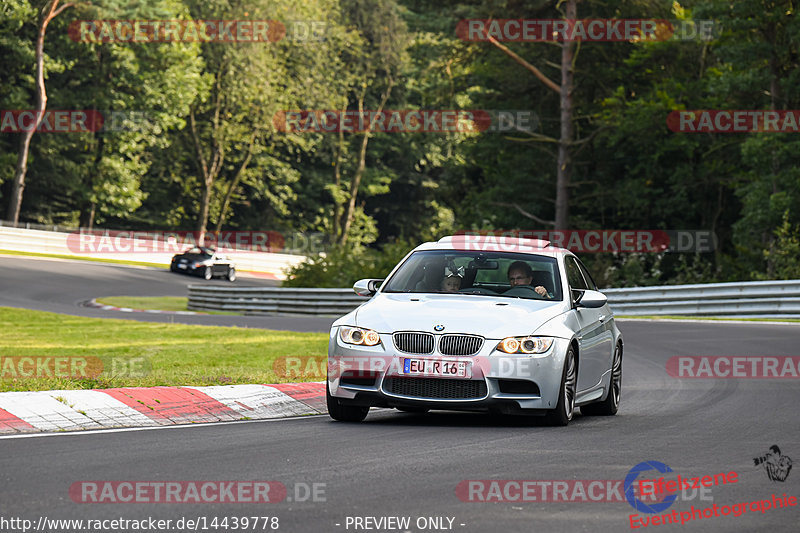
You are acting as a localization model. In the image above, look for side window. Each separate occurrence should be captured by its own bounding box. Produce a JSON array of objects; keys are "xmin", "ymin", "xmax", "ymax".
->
[
  {"xmin": 565, "ymin": 257, "xmax": 589, "ymax": 290},
  {"xmin": 576, "ymin": 259, "xmax": 598, "ymax": 291}
]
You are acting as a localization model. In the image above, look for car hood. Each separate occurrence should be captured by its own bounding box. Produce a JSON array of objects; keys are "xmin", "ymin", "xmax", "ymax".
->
[{"xmin": 353, "ymin": 293, "xmax": 567, "ymax": 339}]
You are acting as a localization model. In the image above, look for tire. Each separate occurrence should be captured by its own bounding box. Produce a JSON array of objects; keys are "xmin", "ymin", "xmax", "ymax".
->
[
  {"xmin": 545, "ymin": 346, "xmax": 576, "ymax": 426},
  {"xmin": 227, "ymin": 267, "xmax": 236, "ymax": 282},
  {"xmin": 581, "ymin": 342, "xmax": 622, "ymax": 416},
  {"xmin": 203, "ymin": 266, "xmax": 212, "ymax": 280},
  {"xmin": 326, "ymin": 381, "xmax": 369, "ymax": 422},
  {"xmin": 396, "ymin": 406, "xmax": 429, "ymax": 414}
]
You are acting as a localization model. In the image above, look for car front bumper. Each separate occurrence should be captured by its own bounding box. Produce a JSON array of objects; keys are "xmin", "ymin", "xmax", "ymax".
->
[{"xmin": 327, "ymin": 327, "xmax": 570, "ymax": 413}]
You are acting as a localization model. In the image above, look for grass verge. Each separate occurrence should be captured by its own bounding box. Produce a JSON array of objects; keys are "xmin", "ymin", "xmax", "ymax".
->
[
  {"xmin": 0, "ymin": 249, "xmax": 167, "ymax": 269},
  {"xmin": 95, "ymin": 296, "xmax": 191, "ymax": 312},
  {"xmin": 0, "ymin": 306, "xmax": 328, "ymax": 391},
  {"xmin": 617, "ymin": 315, "xmax": 800, "ymax": 323},
  {"xmin": 94, "ymin": 296, "xmax": 240, "ymax": 316}
]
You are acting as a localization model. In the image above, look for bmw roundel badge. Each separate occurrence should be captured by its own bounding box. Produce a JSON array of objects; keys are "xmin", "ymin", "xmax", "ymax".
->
[{"xmin": 433, "ymin": 324, "xmax": 445, "ymax": 332}]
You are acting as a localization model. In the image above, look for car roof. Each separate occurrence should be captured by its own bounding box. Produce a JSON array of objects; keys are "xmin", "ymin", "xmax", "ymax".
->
[{"xmin": 411, "ymin": 235, "xmax": 570, "ymax": 259}]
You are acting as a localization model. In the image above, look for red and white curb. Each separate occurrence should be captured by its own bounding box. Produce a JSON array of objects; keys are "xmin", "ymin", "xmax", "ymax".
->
[
  {"xmin": 0, "ymin": 382, "xmax": 325, "ymax": 434},
  {"xmin": 83, "ymin": 299, "xmax": 203, "ymax": 315}
]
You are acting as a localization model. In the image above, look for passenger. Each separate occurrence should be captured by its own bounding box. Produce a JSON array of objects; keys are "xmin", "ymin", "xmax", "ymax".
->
[{"xmin": 440, "ymin": 274, "xmax": 462, "ymax": 292}]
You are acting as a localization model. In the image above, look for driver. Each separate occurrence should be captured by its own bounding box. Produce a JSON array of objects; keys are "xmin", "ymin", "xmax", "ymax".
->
[{"xmin": 507, "ymin": 261, "xmax": 550, "ymax": 298}]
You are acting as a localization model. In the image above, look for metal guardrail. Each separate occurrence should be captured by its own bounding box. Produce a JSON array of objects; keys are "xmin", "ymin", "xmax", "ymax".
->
[
  {"xmin": 187, "ymin": 286, "xmax": 367, "ymax": 315},
  {"xmin": 603, "ymin": 280, "xmax": 800, "ymax": 318},
  {"xmin": 188, "ymin": 280, "xmax": 800, "ymax": 318}
]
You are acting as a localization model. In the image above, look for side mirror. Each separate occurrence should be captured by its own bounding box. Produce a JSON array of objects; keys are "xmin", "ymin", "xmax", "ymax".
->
[
  {"xmin": 353, "ymin": 279, "xmax": 383, "ymax": 297},
  {"xmin": 575, "ymin": 289, "xmax": 607, "ymax": 309}
]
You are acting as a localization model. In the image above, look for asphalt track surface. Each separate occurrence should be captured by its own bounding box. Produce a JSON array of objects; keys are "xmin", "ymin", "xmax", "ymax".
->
[
  {"xmin": 0, "ymin": 255, "xmax": 335, "ymax": 331},
  {"xmin": 1, "ymin": 256, "xmax": 799, "ymax": 532}
]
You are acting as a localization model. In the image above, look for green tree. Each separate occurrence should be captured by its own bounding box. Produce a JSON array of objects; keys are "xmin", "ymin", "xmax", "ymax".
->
[
  {"xmin": 6, "ymin": 0, "xmax": 73, "ymax": 223},
  {"xmin": 177, "ymin": 0, "xmax": 357, "ymax": 243},
  {"xmin": 330, "ymin": 0, "xmax": 410, "ymax": 246}
]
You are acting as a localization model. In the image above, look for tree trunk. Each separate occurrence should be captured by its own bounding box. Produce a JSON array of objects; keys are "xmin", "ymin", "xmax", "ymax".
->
[
  {"xmin": 214, "ymin": 135, "xmax": 256, "ymax": 234},
  {"xmin": 331, "ymin": 105, "xmax": 347, "ymax": 241},
  {"xmin": 197, "ymin": 181, "xmax": 212, "ymax": 244},
  {"xmin": 189, "ymin": 105, "xmax": 224, "ymax": 246},
  {"xmin": 338, "ymin": 125, "xmax": 371, "ymax": 246},
  {"xmin": 78, "ymin": 202, "xmax": 96, "ymax": 229},
  {"xmin": 86, "ymin": 202, "xmax": 96, "ymax": 230},
  {"xmin": 338, "ymin": 80, "xmax": 393, "ymax": 246},
  {"xmin": 555, "ymin": 0, "xmax": 576, "ymax": 230},
  {"xmin": 7, "ymin": 1, "xmax": 72, "ymax": 223}
]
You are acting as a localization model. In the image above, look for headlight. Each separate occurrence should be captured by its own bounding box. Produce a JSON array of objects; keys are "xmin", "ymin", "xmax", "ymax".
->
[
  {"xmin": 496, "ymin": 336, "xmax": 553, "ymax": 354},
  {"xmin": 339, "ymin": 326, "xmax": 381, "ymax": 346}
]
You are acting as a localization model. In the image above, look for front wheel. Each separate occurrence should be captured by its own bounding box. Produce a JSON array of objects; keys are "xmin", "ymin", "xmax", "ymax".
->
[
  {"xmin": 545, "ymin": 346, "xmax": 576, "ymax": 426},
  {"xmin": 581, "ymin": 342, "xmax": 622, "ymax": 416},
  {"xmin": 227, "ymin": 267, "xmax": 236, "ymax": 282},
  {"xmin": 326, "ymin": 381, "xmax": 369, "ymax": 422},
  {"xmin": 203, "ymin": 266, "xmax": 212, "ymax": 280}
]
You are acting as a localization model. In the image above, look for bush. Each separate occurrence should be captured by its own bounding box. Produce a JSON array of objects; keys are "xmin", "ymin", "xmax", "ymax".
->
[
  {"xmin": 759, "ymin": 210, "xmax": 800, "ymax": 280},
  {"xmin": 283, "ymin": 239, "xmax": 414, "ymax": 288}
]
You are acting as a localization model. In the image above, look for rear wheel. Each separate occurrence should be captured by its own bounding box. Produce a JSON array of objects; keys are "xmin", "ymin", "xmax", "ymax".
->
[
  {"xmin": 203, "ymin": 266, "xmax": 212, "ymax": 280},
  {"xmin": 227, "ymin": 267, "xmax": 236, "ymax": 282},
  {"xmin": 326, "ymin": 381, "xmax": 369, "ymax": 422},
  {"xmin": 545, "ymin": 346, "xmax": 576, "ymax": 426},
  {"xmin": 581, "ymin": 342, "xmax": 622, "ymax": 416}
]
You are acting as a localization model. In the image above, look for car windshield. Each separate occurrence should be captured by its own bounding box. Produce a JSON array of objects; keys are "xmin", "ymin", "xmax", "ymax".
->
[
  {"xmin": 381, "ymin": 250, "xmax": 563, "ymax": 301},
  {"xmin": 184, "ymin": 247, "xmax": 213, "ymax": 256}
]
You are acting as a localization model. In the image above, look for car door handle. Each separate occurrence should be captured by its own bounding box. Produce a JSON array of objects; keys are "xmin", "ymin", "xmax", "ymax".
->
[{"xmin": 598, "ymin": 314, "xmax": 607, "ymax": 323}]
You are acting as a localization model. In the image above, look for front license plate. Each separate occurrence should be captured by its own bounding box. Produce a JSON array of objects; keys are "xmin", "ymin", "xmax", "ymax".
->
[
  {"xmin": 178, "ymin": 263, "xmax": 187, "ymax": 269},
  {"xmin": 403, "ymin": 358, "xmax": 470, "ymax": 378}
]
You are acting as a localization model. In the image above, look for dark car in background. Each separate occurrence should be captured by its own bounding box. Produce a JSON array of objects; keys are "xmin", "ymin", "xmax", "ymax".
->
[{"xmin": 170, "ymin": 246, "xmax": 236, "ymax": 281}]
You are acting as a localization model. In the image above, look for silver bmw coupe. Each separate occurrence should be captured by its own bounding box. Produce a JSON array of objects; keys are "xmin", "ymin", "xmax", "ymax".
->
[{"xmin": 326, "ymin": 235, "xmax": 623, "ymax": 425}]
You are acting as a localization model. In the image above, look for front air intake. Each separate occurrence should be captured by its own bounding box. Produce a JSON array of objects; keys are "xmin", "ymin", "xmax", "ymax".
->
[{"xmin": 383, "ymin": 377, "xmax": 487, "ymax": 399}]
